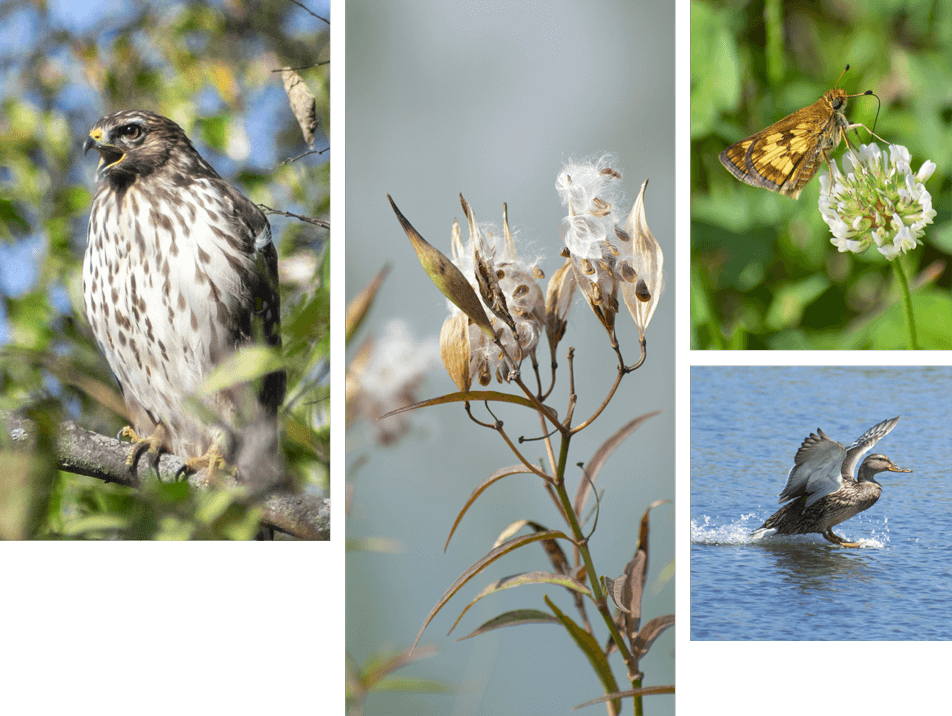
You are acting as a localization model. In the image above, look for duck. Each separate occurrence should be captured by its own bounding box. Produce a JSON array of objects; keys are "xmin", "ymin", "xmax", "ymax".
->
[{"xmin": 750, "ymin": 416, "xmax": 911, "ymax": 547}]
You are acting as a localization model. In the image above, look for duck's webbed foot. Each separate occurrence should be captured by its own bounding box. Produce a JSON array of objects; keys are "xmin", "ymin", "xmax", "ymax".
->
[{"xmin": 823, "ymin": 528, "xmax": 861, "ymax": 548}]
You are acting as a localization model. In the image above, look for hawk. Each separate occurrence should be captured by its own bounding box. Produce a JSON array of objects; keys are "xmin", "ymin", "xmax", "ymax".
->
[{"xmin": 82, "ymin": 110, "xmax": 285, "ymax": 483}]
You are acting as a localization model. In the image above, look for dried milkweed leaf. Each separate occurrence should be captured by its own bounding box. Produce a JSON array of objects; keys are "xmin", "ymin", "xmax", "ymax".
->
[
  {"xmin": 445, "ymin": 465, "xmax": 542, "ymax": 552},
  {"xmin": 574, "ymin": 409, "xmax": 663, "ymax": 518},
  {"xmin": 632, "ymin": 614, "xmax": 675, "ymax": 660},
  {"xmin": 456, "ymin": 609, "xmax": 560, "ymax": 641},
  {"xmin": 345, "ymin": 264, "xmax": 390, "ymax": 344},
  {"xmin": 411, "ymin": 529, "xmax": 569, "ymax": 652},
  {"xmin": 573, "ymin": 685, "xmax": 675, "ymax": 711},
  {"xmin": 388, "ymin": 195, "xmax": 494, "ymax": 338},
  {"xmin": 379, "ymin": 390, "xmax": 558, "ymax": 426},
  {"xmin": 447, "ymin": 570, "xmax": 591, "ymax": 636},
  {"xmin": 545, "ymin": 596, "xmax": 621, "ymax": 714}
]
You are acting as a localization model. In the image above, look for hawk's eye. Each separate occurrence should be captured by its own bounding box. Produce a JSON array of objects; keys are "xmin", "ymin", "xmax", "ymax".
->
[{"xmin": 118, "ymin": 124, "xmax": 143, "ymax": 140}]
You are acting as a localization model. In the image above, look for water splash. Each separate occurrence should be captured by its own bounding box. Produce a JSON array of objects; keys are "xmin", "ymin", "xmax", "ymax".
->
[{"xmin": 691, "ymin": 513, "xmax": 888, "ymax": 548}]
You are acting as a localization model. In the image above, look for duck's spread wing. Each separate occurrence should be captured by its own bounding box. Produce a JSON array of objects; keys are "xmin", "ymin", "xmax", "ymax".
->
[
  {"xmin": 777, "ymin": 427, "xmax": 846, "ymax": 508},
  {"xmin": 842, "ymin": 416, "xmax": 901, "ymax": 479}
]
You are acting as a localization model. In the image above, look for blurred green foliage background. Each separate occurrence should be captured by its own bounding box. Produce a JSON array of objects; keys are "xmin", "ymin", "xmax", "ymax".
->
[{"xmin": 691, "ymin": 0, "xmax": 952, "ymax": 349}]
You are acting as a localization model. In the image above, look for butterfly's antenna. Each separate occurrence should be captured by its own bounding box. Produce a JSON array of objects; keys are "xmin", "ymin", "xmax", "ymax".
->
[{"xmin": 834, "ymin": 63, "xmax": 850, "ymax": 89}]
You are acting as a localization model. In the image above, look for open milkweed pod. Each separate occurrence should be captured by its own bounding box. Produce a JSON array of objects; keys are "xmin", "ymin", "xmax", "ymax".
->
[
  {"xmin": 619, "ymin": 179, "xmax": 664, "ymax": 340},
  {"xmin": 439, "ymin": 311, "xmax": 472, "ymax": 391},
  {"xmin": 460, "ymin": 194, "xmax": 519, "ymax": 340},
  {"xmin": 447, "ymin": 199, "xmax": 546, "ymax": 383},
  {"xmin": 543, "ymin": 257, "xmax": 576, "ymax": 359},
  {"xmin": 556, "ymin": 156, "xmax": 627, "ymax": 344}
]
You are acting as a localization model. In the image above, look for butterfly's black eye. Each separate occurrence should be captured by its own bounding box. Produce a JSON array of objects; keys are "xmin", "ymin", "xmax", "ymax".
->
[
  {"xmin": 831, "ymin": 97, "xmax": 844, "ymax": 110},
  {"xmin": 118, "ymin": 123, "xmax": 143, "ymax": 140}
]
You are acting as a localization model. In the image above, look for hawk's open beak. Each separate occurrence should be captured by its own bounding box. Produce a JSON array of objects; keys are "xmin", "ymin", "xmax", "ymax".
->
[{"xmin": 84, "ymin": 131, "xmax": 124, "ymax": 171}]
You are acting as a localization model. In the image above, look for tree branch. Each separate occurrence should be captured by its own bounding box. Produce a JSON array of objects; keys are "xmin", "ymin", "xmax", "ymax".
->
[{"xmin": 2, "ymin": 412, "xmax": 329, "ymax": 541}]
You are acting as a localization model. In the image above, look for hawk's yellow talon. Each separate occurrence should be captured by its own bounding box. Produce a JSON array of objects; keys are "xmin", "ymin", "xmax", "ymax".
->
[
  {"xmin": 178, "ymin": 444, "xmax": 236, "ymax": 482},
  {"xmin": 119, "ymin": 424, "xmax": 171, "ymax": 472}
]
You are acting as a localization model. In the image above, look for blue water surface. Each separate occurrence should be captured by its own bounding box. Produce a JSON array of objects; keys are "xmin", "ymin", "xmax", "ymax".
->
[{"xmin": 690, "ymin": 365, "xmax": 952, "ymax": 641}]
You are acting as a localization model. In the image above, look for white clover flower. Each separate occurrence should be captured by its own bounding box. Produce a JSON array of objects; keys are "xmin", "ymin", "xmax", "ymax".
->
[{"xmin": 819, "ymin": 143, "xmax": 937, "ymax": 261}]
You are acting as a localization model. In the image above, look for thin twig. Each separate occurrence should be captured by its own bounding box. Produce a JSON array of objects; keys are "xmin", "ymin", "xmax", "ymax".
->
[
  {"xmin": 287, "ymin": 0, "xmax": 329, "ymax": 25},
  {"xmin": 259, "ymin": 204, "xmax": 330, "ymax": 230}
]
